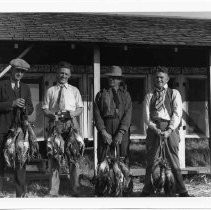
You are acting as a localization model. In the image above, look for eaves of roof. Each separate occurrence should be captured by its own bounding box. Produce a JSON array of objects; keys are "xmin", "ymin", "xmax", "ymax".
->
[{"xmin": 0, "ymin": 13, "xmax": 209, "ymax": 46}]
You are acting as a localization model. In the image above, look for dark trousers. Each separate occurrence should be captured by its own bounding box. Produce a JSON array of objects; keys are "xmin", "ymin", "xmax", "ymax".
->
[
  {"xmin": 0, "ymin": 134, "xmax": 6, "ymax": 192},
  {"xmin": 97, "ymin": 118, "xmax": 129, "ymax": 163},
  {"xmin": 0, "ymin": 133, "xmax": 26, "ymax": 197},
  {"xmin": 142, "ymin": 123, "xmax": 187, "ymax": 195},
  {"xmin": 15, "ymin": 164, "xmax": 26, "ymax": 197}
]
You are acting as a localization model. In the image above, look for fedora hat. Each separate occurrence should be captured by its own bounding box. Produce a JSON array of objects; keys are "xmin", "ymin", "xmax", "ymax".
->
[{"xmin": 104, "ymin": 66, "xmax": 123, "ymax": 77}]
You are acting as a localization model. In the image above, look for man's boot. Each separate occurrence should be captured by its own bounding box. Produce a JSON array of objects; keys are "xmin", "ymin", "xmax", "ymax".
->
[
  {"xmin": 69, "ymin": 163, "xmax": 80, "ymax": 197},
  {"xmin": 0, "ymin": 177, "xmax": 4, "ymax": 197}
]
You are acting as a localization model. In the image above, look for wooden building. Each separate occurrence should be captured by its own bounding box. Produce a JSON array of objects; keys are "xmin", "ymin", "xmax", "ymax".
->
[{"xmin": 0, "ymin": 13, "xmax": 210, "ymax": 170}]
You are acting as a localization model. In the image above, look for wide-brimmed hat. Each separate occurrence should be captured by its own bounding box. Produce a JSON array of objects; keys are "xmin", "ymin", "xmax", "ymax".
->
[
  {"xmin": 104, "ymin": 66, "xmax": 123, "ymax": 77},
  {"xmin": 10, "ymin": 58, "xmax": 30, "ymax": 71}
]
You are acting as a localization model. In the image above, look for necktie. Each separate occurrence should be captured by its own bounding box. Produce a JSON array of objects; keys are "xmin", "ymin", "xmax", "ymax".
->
[
  {"xmin": 154, "ymin": 88, "xmax": 165, "ymax": 111},
  {"xmin": 57, "ymin": 85, "xmax": 65, "ymax": 111},
  {"xmin": 111, "ymin": 88, "xmax": 120, "ymax": 109},
  {"xmin": 14, "ymin": 81, "xmax": 19, "ymax": 90},
  {"xmin": 14, "ymin": 81, "xmax": 21, "ymax": 98}
]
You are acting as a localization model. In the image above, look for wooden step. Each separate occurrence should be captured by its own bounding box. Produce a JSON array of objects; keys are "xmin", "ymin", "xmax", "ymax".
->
[{"xmin": 130, "ymin": 166, "xmax": 211, "ymax": 177}]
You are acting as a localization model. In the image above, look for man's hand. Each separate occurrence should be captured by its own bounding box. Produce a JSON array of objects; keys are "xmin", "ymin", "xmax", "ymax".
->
[
  {"xmin": 114, "ymin": 131, "xmax": 124, "ymax": 145},
  {"xmin": 68, "ymin": 110, "xmax": 75, "ymax": 118},
  {"xmin": 161, "ymin": 129, "xmax": 173, "ymax": 138},
  {"xmin": 12, "ymin": 98, "xmax": 25, "ymax": 108},
  {"xmin": 101, "ymin": 129, "xmax": 112, "ymax": 145},
  {"xmin": 49, "ymin": 113, "xmax": 56, "ymax": 120},
  {"xmin": 154, "ymin": 127, "xmax": 162, "ymax": 135},
  {"xmin": 57, "ymin": 111, "xmax": 71, "ymax": 120}
]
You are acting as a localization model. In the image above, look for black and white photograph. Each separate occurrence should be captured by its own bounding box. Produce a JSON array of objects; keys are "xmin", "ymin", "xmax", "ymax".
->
[{"xmin": 0, "ymin": 0, "xmax": 210, "ymax": 209}]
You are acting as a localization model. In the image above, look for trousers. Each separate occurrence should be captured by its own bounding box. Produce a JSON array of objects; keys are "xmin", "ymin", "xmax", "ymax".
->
[
  {"xmin": 0, "ymin": 133, "xmax": 26, "ymax": 197},
  {"xmin": 97, "ymin": 118, "xmax": 129, "ymax": 163},
  {"xmin": 142, "ymin": 121, "xmax": 187, "ymax": 194},
  {"xmin": 49, "ymin": 157, "xmax": 79, "ymax": 196}
]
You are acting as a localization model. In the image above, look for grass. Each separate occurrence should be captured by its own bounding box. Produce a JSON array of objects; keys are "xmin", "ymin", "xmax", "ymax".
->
[{"xmin": 185, "ymin": 138, "xmax": 210, "ymax": 167}]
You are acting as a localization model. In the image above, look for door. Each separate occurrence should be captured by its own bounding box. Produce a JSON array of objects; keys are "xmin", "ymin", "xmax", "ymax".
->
[
  {"xmin": 169, "ymin": 75, "xmax": 186, "ymax": 168},
  {"xmin": 184, "ymin": 76, "xmax": 209, "ymax": 138},
  {"xmin": 168, "ymin": 75, "xmax": 209, "ymax": 168},
  {"xmin": 22, "ymin": 76, "xmax": 44, "ymax": 141},
  {"xmin": 125, "ymin": 77, "xmax": 146, "ymax": 138}
]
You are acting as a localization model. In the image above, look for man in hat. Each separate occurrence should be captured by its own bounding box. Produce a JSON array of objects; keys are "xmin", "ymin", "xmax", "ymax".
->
[
  {"xmin": 42, "ymin": 61, "xmax": 83, "ymax": 197},
  {"xmin": 141, "ymin": 66, "xmax": 189, "ymax": 197},
  {"xmin": 0, "ymin": 58, "xmax": 34, "ymax": 197},
  {"xmin": 94, "ymin": 65, "xmax": 132, "ymax": 164}
]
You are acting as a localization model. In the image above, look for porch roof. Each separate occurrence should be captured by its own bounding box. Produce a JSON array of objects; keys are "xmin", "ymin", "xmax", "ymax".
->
[{"xmin": 0, "ymin": 13, "xmax": 210, "ymax": 46}]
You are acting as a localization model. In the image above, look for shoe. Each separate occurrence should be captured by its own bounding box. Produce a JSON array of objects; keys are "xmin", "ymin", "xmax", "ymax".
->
[
  {"xmin": 140, "ymin": 191, "xmax": 151, "ymax": 197},
  {"xmin": 70, "ymin": 186, "xmax": 80, "ymax": 197},
  {"xmin": 46, "ymin": 193, "xmax": 59, "ymax": 197},
  {"xmin": 70, "ymin": 189, "xmax": 80, "ymax": 197},
  {"xmin": 71, "ymin": 192, "xmax": 79, "ymax": 197},
  {"xmin": 179, "ymin": 192, "xmax": 191, "ymax": 197}
]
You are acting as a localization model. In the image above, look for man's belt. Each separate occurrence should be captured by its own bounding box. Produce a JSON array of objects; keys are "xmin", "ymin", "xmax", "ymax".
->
[
  {"xmin": 153, "ymin": 119, "xmax": 170, "ymax": 124},
  {"xmin": 152, "ymin": 119, "xmax": 170, "ymax": 131},
  {"xmin": 103, "ymin": 115, "xmax": 118, "ymax": 119}
]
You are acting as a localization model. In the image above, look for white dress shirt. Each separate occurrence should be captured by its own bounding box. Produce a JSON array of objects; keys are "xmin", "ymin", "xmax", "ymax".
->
[
  {"xmin": 143, "ymin": 84, "xmax": 182, "ymax": 131},
  {"xmin": 42, "ymin": 83, "xmax": 83, "ymax": 113},
  {"xmin": 11, "ymin": 81, "xmax": 20, "ymax": 89}
]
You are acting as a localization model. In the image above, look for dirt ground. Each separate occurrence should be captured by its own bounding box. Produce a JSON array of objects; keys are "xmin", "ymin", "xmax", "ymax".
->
[
  {"xmin": 1, "ymin": 173, "xmax": 211, "ymax": 198},
  {"xmin": 1, "ymin": 147, "xmax": 211, "ymax": 198}
]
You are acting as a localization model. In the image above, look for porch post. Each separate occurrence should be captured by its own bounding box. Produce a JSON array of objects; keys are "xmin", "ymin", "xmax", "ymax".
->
[
  {"xmin": 208, "ymin": 49, "xmax": 211, "ymax": 172},
  {"xmin": 178, "ymin": 75, "xmax": 186, "ymax": 169},
  {"xmin": 93, "ymin": 45, "xmax": 101, "ymax": 175}
]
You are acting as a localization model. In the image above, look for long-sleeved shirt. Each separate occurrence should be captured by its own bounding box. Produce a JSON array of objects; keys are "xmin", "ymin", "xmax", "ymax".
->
[
  {"xmin": 42, "ymin": 83, "xmax": 83, "ymax": 113},
  {"xmin": 143, "ymin": 84, "xmax": 182, "ymax": 131}
]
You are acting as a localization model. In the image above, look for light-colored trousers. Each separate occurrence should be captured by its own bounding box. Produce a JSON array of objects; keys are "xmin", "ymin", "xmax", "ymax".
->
[{"xmin": 49, "ymin": 157, "xmax": 79, "ymax": 196}]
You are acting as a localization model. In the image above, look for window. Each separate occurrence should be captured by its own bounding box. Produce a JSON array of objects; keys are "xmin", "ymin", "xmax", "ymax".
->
[{"xmin": 185, "ymin": 78, "xmax": 208, "ymax": 136}]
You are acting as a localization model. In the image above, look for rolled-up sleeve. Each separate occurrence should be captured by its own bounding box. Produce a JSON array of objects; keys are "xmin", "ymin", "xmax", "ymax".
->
[
  {"xmin": 168, "ymin": 89, "xmax": 182, "ymax": 130},
  {"xmin": 143, "ymin": 92, "xmax": 157, "ymax": 130},
  {"xmin": 75, "ymin": 88, "xmax": 83, "ymax": 108}
]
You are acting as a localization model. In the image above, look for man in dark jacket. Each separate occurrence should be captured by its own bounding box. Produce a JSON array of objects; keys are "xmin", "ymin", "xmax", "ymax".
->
[
  {"xmin": 141, "ymin": 66, "xmax": 189, "ymax": 197},
  {"xmin": 94, "ymin": 66, "xmax": 132, "ymax": 163},
  {"xmin": 0, "ymin": 58, "xmax": 33, "ymax": 197}
]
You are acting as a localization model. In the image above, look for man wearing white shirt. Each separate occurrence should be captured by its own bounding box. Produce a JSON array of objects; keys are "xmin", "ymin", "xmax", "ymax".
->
[
  {"xmin": 141, "ymin": 66, "xmax": 189, "ymax": 197},
  {"xmin": 42, "ymin": 61, "xmax": 83, "ymax": 197}
]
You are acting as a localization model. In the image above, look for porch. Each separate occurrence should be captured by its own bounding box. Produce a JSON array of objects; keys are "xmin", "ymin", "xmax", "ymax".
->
[{"xmin": 0, "ymin": 13, "xmax": 210, "ymax": 174}]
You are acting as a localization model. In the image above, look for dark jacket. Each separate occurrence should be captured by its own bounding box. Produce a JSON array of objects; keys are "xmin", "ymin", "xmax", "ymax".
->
[
  {"xmin": 94, "ymin": 86, "xmax": 132, "ymax": 161},
  {"xmin": 0, "ymin": 79, "xmax": 34, "ymax": 133},
  {"xmin": 94, "ymin": 87, "xmax": 132, "ymax": 134}
]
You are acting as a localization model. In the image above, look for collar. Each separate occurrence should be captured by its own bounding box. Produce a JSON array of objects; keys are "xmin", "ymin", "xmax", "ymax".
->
[
  {"xmin": 57, "ymin": 83, "xmax": 68, "ymax": 89},
  {"xmin": 10, "ymin": 79, "xmax": 20, "ymax": 88},
  {"xmin": 154, "ymin": 83, "xmax": 168, "ymax": 91},
  {"xmin": 164, "ymin": 84, "xmax": 168, "ymax": 89}
]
